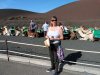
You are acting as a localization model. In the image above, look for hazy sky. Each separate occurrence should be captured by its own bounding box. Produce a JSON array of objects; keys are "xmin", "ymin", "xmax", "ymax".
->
[{"xmin": 0, "ymin": 0, "xmax": 76, "ymax": 13}]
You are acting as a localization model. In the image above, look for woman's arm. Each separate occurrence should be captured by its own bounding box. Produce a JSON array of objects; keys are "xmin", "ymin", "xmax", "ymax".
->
[{"xmin": 59, "ymin": 27, "xmax": 64, "ymax": 40}]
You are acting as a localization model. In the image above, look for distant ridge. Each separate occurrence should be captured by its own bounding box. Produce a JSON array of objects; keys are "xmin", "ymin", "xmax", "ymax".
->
[{"xmin": 0, "ymin": 9, "xmax": 41, "ymax": 19}]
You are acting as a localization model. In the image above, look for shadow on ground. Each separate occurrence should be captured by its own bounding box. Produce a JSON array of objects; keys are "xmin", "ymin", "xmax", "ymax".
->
[{"xmin": 58, "ymin": 51, "xmax": 82, "ymax": 74}]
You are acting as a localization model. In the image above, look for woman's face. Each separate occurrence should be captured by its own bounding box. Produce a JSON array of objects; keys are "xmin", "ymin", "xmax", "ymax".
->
[{"xmin": 50, "ymin": 18, "xmax": 57, "ymax": 26}]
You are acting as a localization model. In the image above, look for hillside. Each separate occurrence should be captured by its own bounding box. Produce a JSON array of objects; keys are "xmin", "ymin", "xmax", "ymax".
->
[
  {"xmin": 0, "ymin": 0, "xmax": 100, "ymax": 27},
  {"xmin": 0, "ymin": 9, "xmax": 45, "ymax": 27},
  {"xmin": 47, "ymin": 0, "xmax": 100, "ymax": 21},
  {"xmin": 46, "ymin": 0, "xmax": 100, "ymax": 26},
  {"xmin": 0, "ymin": 9, "xmax": 42, "ymax": 19}
]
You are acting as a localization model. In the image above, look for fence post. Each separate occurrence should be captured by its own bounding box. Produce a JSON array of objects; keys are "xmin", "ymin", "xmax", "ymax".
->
[{"xmin": 5, "ymin": 39, "xmax": 9, "ymax": 61}]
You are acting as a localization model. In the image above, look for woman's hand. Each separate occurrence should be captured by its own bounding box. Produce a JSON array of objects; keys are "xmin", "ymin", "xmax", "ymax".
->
[{"xmin": 50, "ymin": 36, "xmax": 54, "ymax": 40}]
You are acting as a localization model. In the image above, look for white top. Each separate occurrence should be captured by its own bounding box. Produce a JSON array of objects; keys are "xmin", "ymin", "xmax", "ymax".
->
[
  {"xmin": 42, "ymin": 23, "xmax": 49, "ymax": 31},
  {"xmin": 47, "ymin": 27, "xmax": 60, "ymax": 38}
]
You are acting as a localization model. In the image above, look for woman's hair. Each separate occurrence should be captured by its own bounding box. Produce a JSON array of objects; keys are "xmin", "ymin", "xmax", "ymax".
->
[
  {"xmin": 58, "ymin": 22, "xmax": 62, "ymax": 26},
  {"xmin": 51, "ymin": 16, "xmax": 57, "ymax": 21}
]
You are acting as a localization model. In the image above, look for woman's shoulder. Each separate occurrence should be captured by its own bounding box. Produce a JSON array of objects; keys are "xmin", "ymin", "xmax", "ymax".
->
[{"xmin": 56, "ymin": 26, "xmax": 62, "ymax": 30}]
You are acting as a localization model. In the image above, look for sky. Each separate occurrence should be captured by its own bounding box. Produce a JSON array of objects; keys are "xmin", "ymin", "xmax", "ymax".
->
[{"xmin": 0, "ymin": 0, "xmax": 76, "ymax": 13}]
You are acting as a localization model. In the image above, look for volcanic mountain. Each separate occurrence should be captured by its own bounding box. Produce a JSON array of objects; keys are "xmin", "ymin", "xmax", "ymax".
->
[
  {"xmin": 0, "ymin": 9, "xmax": 43, "ymax": 20},
  {"xmin": 0, "ymin": 0, "xmax": 100, "ymax": 26},
  {"xmin": 46, "ymin": 0, "xmax": 100, "ymax": 22},
  {"xmin": 0, "ymin": 9, "xmax": 45, "ymax": 27}
]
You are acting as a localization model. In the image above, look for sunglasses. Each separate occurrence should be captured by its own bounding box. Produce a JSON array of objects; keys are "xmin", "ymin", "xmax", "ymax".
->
[{"xmin": 51, "ymin": 20, "xmax": 57, "ymax": 21}]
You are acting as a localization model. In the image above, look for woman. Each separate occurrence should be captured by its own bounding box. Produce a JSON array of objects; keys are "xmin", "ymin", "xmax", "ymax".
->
[{"xmin": 45, "ymin": 16, "xmax": 63, "ymax": 75}]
